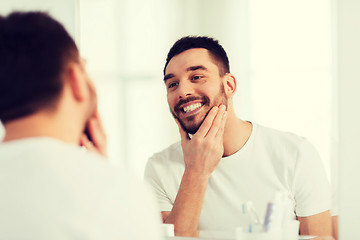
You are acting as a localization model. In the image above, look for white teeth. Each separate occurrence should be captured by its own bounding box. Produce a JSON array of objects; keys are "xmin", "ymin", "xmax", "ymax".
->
[{"xmin": 183, "ymin": 103, "xmax": 202, "ymax": 113}]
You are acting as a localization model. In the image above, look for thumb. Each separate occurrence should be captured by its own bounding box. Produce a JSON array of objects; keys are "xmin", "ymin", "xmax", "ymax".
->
[{"xmin": 175, "ymin": 119, "xmax": 190, "ymax": 142}]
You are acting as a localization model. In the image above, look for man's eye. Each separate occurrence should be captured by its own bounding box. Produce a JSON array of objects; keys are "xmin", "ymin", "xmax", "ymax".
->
[
  {"xmin": 192, "ymin": 76, "xmax": 202, "ymax": 81},
  {"xmin": 168, "ymin": 82, "xmax": 179, "ymax": 88}
]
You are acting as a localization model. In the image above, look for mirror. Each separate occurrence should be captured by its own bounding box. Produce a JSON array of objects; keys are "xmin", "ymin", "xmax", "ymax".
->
[{"xmin": 3, "ymin": 0, "xmax": 355, "ymax": 238}]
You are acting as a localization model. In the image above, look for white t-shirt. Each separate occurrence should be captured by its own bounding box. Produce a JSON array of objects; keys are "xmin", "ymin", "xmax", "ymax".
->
[
  {"xmin": 145, "ymin": 123, "xmax": 331, "ymax": 231},
  {"xmin": 0, "ymin": 137, "xmax": 162, "ymax": 240}
]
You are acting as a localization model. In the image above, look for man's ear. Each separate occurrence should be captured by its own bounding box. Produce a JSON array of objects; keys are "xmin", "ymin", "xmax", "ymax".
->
[
  {"xmin": 224, "ymin": 73, "xmax": 237, "ymax": 99},
  {"xmin": 65, "ymin": 63, "xmax": 87, "ymax": 102}
]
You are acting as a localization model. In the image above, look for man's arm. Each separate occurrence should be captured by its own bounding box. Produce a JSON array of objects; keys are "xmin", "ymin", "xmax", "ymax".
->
[
  {"xmin": 297, "ymin": 210, "xmax": 332, "ymax": 236},
  {"xmin": 332, "ymin": 216, "xmax": 338, "ymax": 240},
  {"xmin": 293, "ymin": 139, "xmax": 333, "ymax": 238},
  {"xmin": 162, "ymin": 105, "xmax": 227, "ymax": 237},
  {"xmin": 162, "ymin": 170, "xmax": 211, "ymax": 236}
]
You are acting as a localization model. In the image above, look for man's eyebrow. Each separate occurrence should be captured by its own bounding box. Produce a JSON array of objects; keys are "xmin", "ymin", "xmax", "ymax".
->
[
  {"xmin": 187, "ymin": 65, "xmax": 208, "ymax": 72},
  {"xmin": 164, "ymin": 73, "xmax": 175, "ymax": 82},
  {"xmin": 163, "ymin": 65, "xmax": 207, "ymax": 82}
]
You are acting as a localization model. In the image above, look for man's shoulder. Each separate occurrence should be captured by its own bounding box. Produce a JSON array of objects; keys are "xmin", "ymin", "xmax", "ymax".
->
[
  {"xmin": 0, "ymin": 137, "xmax": 122, "ymax": 179},
  {"xmin": 0, "ymin": 139, "xmax": 161, "ymax": 240},
  {"xmin": 253, "ymin": 123, "xmax": 319, "ymax": 162},
  {"xmin": 253, "ymin": 124, "xmax": 327, "ymax": 190},
  {"xmin": 255, "ymin": 123, "xmax": 309, "ymax": 147}
]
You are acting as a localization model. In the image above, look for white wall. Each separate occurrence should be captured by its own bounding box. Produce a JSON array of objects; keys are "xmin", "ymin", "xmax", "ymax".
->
[
  {"xmin": 337, "ymin": 0, "xmax": 360, "ymax": 238},
  {"xmin": 0, "ymin": 0, "xmax": 77, "ymax": 39},
  {"xmin": 248, "ymin": 0, "xmax": 333, "ymax": 180}
]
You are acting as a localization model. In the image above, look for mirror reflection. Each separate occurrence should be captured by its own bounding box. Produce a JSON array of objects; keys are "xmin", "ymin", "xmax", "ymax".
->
[
  {"xmin": 78, "ymin": 1, "xmax": 338, "ymax": 238},
  {"xmin": 0, "ymin": 0, "xmax": 341, "ymax": 239}
]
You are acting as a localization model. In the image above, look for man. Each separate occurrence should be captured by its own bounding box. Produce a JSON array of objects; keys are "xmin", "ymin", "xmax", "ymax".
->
[
  {"xmin": 145, "ymin": 36, "xmax": 332, "ymax": 237},
  {"xmin": 0, "ymin": 11, "xmax": 162, "ymax": 239}
]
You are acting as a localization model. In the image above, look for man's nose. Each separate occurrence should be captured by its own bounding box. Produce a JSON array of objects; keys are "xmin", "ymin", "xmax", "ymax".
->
[{"xmin": 177, "ymin": 82, "xmax": 193, "ymax": 99}]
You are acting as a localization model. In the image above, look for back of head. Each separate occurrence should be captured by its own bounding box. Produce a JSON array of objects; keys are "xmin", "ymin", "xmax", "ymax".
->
[
  {"xmin": 0, "ymin": 11, "xmax": 78, "ymax": 124},
  {"xmin": 164, "ymin": 36, "xmax": 230, "ymax": 76}
]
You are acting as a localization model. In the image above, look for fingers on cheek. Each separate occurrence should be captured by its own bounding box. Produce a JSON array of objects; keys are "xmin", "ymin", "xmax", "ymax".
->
[
  {"xmin": 222, "ymin": 112, "xmax": 228, "ymax": 125},
  {"xmin": 81, "ymin": 134, "xmax": 94, "ymax": 148},
  {"xmin": 84, "ymin": 140, "xmax": 92, "ymax": 148},
  {"xmin": 80, "ymin": 135, "xmax": 87, "ymax": 146},
  {"xmin": 209, "ymin": 107, "xmax": 219, "ymax": 119},
  {"xmin": 203, "ymin": 107, "xmax": 217, "ymax": 125},
  {"xmin": 89, "ymin": 118, "xmax": 97, "ymax": 130}
]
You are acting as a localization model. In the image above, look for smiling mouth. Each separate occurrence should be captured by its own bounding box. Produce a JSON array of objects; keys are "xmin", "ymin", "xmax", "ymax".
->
[{"xmin": 183, "ymin": 103, "xmax": 203, "ymax": 113}]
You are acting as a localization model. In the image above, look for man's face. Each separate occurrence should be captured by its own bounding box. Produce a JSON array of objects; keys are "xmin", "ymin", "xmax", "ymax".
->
[{"xmin": 164, "ymin": 48, "xmax": 228, "ymax": 134}]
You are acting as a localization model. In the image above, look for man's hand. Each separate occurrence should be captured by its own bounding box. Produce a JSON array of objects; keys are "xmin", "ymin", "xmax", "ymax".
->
[
  {"xmin": 80, "ymin": 111, "xmax": 107, "ymax": 158},
  {"xmin": 178, "ymin": 105, "xmax": 227, "ymax": 177},
  {"xmin": 165, "ymin": 105, "xmax": 227, "ymax": 236},
  {"xmin": 298, "ymin": 210, "xmax": 332, "ymax": 238},
  {"xmin": 313, "ymin": 237, "xmax": 335, "ymax": 240}
]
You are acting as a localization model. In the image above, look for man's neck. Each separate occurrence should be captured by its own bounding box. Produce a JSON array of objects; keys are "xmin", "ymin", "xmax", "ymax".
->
[
  {"xmin": 2, "ymin": 112, "xmax": 81, "ymax": 144},
  {"xmin": 222, "ymin": 111, "xmax": 252, "ymax": 157}
]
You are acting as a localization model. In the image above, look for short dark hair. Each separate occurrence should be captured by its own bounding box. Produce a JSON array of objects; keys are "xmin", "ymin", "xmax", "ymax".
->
[
  {"xmin": 0, "ymin": 11, "xmax": 79, "ymax": 124},
  {"xmin": 164, "ymin": 36, "xmax": 230, "ymax": 76}
]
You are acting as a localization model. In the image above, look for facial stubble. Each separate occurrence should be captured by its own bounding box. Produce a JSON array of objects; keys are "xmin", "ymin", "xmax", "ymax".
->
[{"xmin": 171, "ymin": 83, "xmax": 228, "ymax": 134}]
